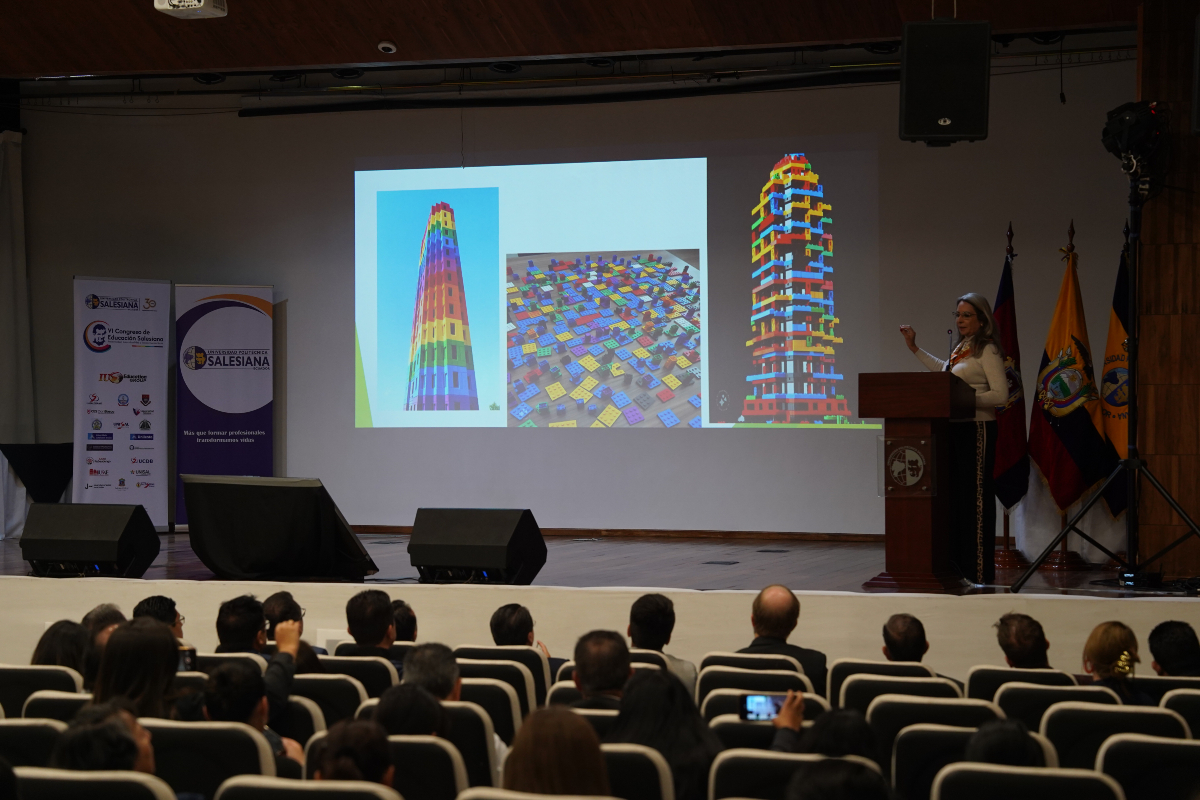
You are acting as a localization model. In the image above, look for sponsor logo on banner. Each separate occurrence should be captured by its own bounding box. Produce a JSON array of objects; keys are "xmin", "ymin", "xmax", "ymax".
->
[
  {"xmin": 136, "ymin": 481, "xmax": 155, "ymax": 489},
  {"xmin": 133, "ymin": 408, "xmax": 154, "ymax": 416},
  {"xmin": 139, "ymin": 420, "xmax": 151, "ymax": 431},
  {"xmin": 87, "ymin": 457, "xmax": 111, "ymax": 465},
  {"xmin": 118, "ymin": 478, "xmax": 126, "ymax": 488},
  {"xmin": 87, "ymin": 433, "xmax": 113, "ymax": 440},
  {"xmin": 118, "ymin": 394, "xmax": 130, "ymax": 406},
  {"xmin": 130, "ymin": 434, "xmax": 153, "ymax": 440},
  {"xmin": 131, "ymin": 469, "xmax": 151, "ymax": 476},
  {"xmin": 87, "ymin": 444, "xmax": 114, "ymax": 451},
  {"xmin": 84, "ymin": 321, "xmax": 111, "ymax": 353},
  {"xmin": 84, "ymin": 294, "xmax": 140, "ymax": 311},
  {"xmin": 91, "ymin": 419, "xmax": 102, "ymax": 430},
  {"xmin": 132, "ymin": 458, "xmax": 153, "ymax": 464},
  {"xmin": 87, "ymin": 393, "xmax": 102, "ymax": 405},
  {"xmin": 143, "ymin": 298, "xmax": 157, "ymax": 310},
  {"xmin": 129, "ymin": 445, "xmax": 153, "ymax": 451},
  {"xmin": 184, "ymin": 346, "xmax": 270, "ymax": 371},
  {"xmin": 86, "ymin": 409, "xmax": 114, "ymax": 415},
  {"xmin": 99, "ymin": 372, "xmax": 148, "ymax": 384},
  {"xmin": 113, "ymin": 421, "xmax": 129, "ymax": 430},
  {"xmin": 141, "ymin": 394, "xmax": 151, "ymax": 406}
]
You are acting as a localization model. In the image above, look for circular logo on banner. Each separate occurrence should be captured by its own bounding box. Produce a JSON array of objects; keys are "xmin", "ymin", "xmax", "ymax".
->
[
  {"xmin": 179, "ymin": 305, "xmax": 272, "ymax": 414},
  {"xmin": 887, "ymin": 447, "xmax": 926, "ymax": 487},
  {"xmin": 1103, "ymin": 367, "xmax": 1129, "ymax": 407},
  {"xmin": 84, "ymin": 321, "xmax": 111, "ymax": 353},
  {"xmin": 183, "ymin": 346, "xmax": 208, "ymax": 370},
  {"xmin": 84, "ymin": 294, "xmax": 100, "ymax": 309},
  {"xmin": 118, "ymin": 394, "xmax": 129, "ymax": 406}
]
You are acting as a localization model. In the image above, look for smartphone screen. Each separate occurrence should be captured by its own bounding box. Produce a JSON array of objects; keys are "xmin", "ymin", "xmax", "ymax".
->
[
  {"xmin": 740, "ymin": 694, "xmax": 784, "ymax": 721},
  {"xmin": 177, "ymin": 645, "xmax": 196, "ymax": 673}
]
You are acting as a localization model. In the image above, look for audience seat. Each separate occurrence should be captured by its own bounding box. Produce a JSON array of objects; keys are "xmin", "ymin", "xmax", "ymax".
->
[
  {"xmin": 839, "ymin": 675, "xmax": 960, "ymax": 715},
  {"xmin": 291, "ymin": 674, "xmax": 369, "ymax": 726},
  {"xmin": 461, "ymin": 677, "xmax": 522, "ymax": 745},
  {"xmin": 1131, "ymin": 675, "xmax": 1200, "ymax": 703},
  {"xmin": 931, "ymin": 763, "xmax": 1125, "ymax": 800},
  {"xmin": 827, "ymin": 658, "xmax": 936, "ymax": 707},
  {"xmin": 0, "ymin": 665, "xmax": 82, "ymax": 719},
  {"xmin": 387, "ymin": 734, "xmax": 469, "ymax": 800},
  {"xmin": 708, "ymin": 749, "xmax": 881, "ymax": 800},
  {"xmin": 1161, "ymin": 689, "xmax": 1200, "ymax": 739},
  {"xmin": 443, "ymin": 699, "xmax": 499, "ymax": 787},
  {"xmin": 388, "ymin": 642, "xmax": 416, "ymax": 664},
  {"xmin": 699, "ymin": 689, "xmax": 828, "ymax": 724},
  {"xmin": 629, "ymin": 649, "xmax": 670, "ymax": 670},
  {"xmin": 21, "ymin": 690, "xmax": 90, "ymax": 722},
  {"xmin": 696, "ymin": 667, "xmax": 813, "ymax": 708},
  {"xmin": 867, "ymin": 695, "xmax": 1003, "ymax": 762},
  {"xmin": 601, "ymin": 743, "xmax": 674, "ymax": 800},
  {"xmin": 196, "ymin": 653, "xmax": 268, "ymax": 676},
  {"xmin": 15, "ymin": 766, "xmax": 176, "ymax": 800},
  {"xmin": 141, "ymin": 719, "xmax": 275, "ymax": 800},
  {"xmin": 699, "ymin": 652, "xmax": 803, "ymax": 673},
  {"xmin": 1040, "ymin": 701, "xmax": 1190, "ymax": 770},
  {"xmin": 454, "ymin": 646, "xmax": 551, "ymax": 707},
  {"xmin": 271, "ymin": 695, "xmax": 326, "ymax": 746},
  {"xmin": 892, "ymin": 724, "xmax": 973, "ymax": 800},
  {"xmin": 173, "ymin": 670, "xmax": 211, "ymax": 696},
  {"xmin": 556, "ymin": 661, "xmax": 575, "ymax": 683},
  {"xmin": 708, "ymin": 714, "xmax": 778, "ymax": 750},
  {"xmin": 964, "ymin": 666, "xmax": 1076, "ymax": 701},
  {"xmin": 0, "ymin": 719, "xmax": 65, "ymax": 767},
  {"xmin": 994, "ymin": 683, "xmax": 1121, "ymax": 730},
  {"xmin": 316, "ymin": 656, "xmax": 398, "ymax": 698},
  {"xmin": 1096, "ymin": 732, "xmax": 1200, "ymax": 800},
  {"xmin": 355, "ymin": 697, "xmax": 378, "ymax": 721},
  {"xmin": 546, "ymin": 680, "xmax": 583, "ymax": 706},
  {"xmin": 571, "ymin": 708, "xmax": 619, "ymax": 738},
  {"xmin": 216, "ymin": 774, "xmax": 402, "ymax": 800},
  {"xmin": 457, "ymin": 790, "xmax": 621, "ymax": 800},
  {"xmin": 457, "ymin": 659, "xmax": 536, "ymax": 718}
]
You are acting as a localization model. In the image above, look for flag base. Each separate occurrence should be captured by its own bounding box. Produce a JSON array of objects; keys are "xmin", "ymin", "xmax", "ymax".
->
[
  {"xmin": 1038, "ymin": 547, "xmax": 1091, "ymax": 571},
  {"xmin": 862, "ymin": 570, "xmax": 973, "ymax": 594},
  {"xmin": 994, "ymin": 545, "xmax": 1031, "ymax": 571}
]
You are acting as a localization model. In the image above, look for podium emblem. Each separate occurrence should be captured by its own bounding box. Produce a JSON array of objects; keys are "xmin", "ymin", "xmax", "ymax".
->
[{"xmin": 887, "ymin": 446, "xmax": 926, "ymax": 487}]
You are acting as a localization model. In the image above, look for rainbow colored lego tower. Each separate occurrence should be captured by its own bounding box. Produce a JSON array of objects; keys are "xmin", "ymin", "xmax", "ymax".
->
[
  {"xmin": 744, "ymin": 154, "xmax": 847, "ymax": 423},
  {"xmin": 405, "ymin": 202, "xmax": 479, "ymax": 410}
]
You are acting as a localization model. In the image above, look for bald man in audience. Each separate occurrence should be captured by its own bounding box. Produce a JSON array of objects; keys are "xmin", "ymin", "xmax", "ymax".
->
[{"xmin": 738, "ymin": 585, "xmax": 828, "ymax": 697}]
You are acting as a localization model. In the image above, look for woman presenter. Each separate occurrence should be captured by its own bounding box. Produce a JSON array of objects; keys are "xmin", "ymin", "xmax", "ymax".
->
[{"xmin": 899, "ymin": 293, "xmax": 1007, "ymax": 586}]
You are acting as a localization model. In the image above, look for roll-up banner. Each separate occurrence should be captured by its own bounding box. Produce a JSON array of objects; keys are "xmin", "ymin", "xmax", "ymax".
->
[
  {"xmin": 73, "ymin": 277, "xmax": 172, "ymax": 528},
  {"xmin": 175, "ymin": 286, "xmax": 274, "ymax": 524}
]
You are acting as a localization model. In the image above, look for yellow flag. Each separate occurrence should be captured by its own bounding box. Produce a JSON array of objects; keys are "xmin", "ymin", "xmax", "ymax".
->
[{"xmin": 1101, "ymin": 252, "xmax": 1130, "ymax": 457}]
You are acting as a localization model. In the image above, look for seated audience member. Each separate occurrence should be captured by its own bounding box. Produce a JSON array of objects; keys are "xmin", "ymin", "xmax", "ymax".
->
[
  {"xmin": 132, "ymin": 595, "xmax": 185, "ymax": 640},
  {"xmin": 92, "ymin": 618, "xmax": 178, "ymax": 718},
  {"xmin": 340, "ymin": 589, "xmax": 403, "ymax": 669},
  {"xmin": 1083, "ymin": 621, "xmax": 1155, "ymax": 706},
  {"xmin": 629, "ymin": 593, "xmax": 697, "ymax": 696},
  {"xmin": 994, "ymin": 612, "xmax": 1052, "ymax": 669},
  {"xmin": 503, "ymin": 706, "xmax": 611, "ymax": 796},
  {"xmin": 32, "ymin": 620, "xmax": 91, "ymax": 676},
  {"xmin": 1148, "ymin": 620, "xmax": 1200, "ymax": 677},
  {"xmin": 490, "ymin": 603, "xmax": 565, "ymax": 679},
  {"xmin": 313, "ymin": 720, "xmax": 394, "ymax": 787},
  {"xmin": 881, "ymin": 613, "xmax": 960, "ymax": 687},
  {"xmin": 964, "ymin": 720, "xmax": 1045, "ymax": 767},
  {"xmin": 775, "ymin": 707, "xmax": 880, "ymax": 767},
  {"xmin": 738, "ymin": 585, "xmax": 828, "ymax": 697},
  {"xmin": 403, "ymin": 643, "xmax": 507, "ymax": 762},
  {"xmin": 572, "ymin": 630, "xmax": 632, "ymax": 710},
  {"xmin": 263, "ymin": 590, "xmax": 327, "ymax": 655},
  {"xmin": 204, "ymin": 661, "xmax": 303, "ymax": 778},
  {"xmin": 374, "ymin": 684, "xmax": 450, "ymax": 737},
  {"xmin": 607, "ymin": 669, "xmax": 722, "ymax": 800},
  {"xmin": 214, "ymin": 595, "xmax": 303, "ymax": 726},
  {"xmin": 80, "ymin": 603, "xmax": 128, "ymax": 691},
  {"xmin": 786, "ymin": 759, "xmax": 893, "ymax": 800},
  {"xmin": 393, "ymin": 599, "xmax": 417, "ymax": 642},
  {"xmin": 50, "ymin": 698, "xmax": 155, "ymax": 774}
]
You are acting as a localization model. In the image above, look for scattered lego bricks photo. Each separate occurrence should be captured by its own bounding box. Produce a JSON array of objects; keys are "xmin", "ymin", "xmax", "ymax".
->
[{"xmin": 505, "ymin": 250, "xmax": 703, "ymax": 429}]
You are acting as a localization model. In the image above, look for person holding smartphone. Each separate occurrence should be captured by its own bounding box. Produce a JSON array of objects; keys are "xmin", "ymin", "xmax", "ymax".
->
[{"xmin": 768, "ymin": 691, "xmax": 805, "ymax": 752}]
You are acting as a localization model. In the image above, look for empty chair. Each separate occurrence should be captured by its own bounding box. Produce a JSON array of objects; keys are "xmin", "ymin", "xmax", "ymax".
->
[
  {"xmin": 1130, "ymin": 675, "xmax": 1200, "ymax": 703},
  {"xmin": 457, "ymin": 659, "xmax": 536, "ymax": 717},
  {"xmin": 443, "ymin": 700, "xmax": 498, "ymax": 787},
  {"xmin": 700, "ymin": 652, "xmax": 803, "ymax": 673},
  {"xmin": 709, "ymin": 748, "xmax": 880, "ymax": 800},
  {"xmin": 572, "ymin": 708, "xmax": 619, "ymax": 738},
  {"xmin": 1097, "ymin": 733, "xmax": 1200, "ymax": 800},
  {"xmin": 556, "ymin": 661, "xmax": 575, "ymax": 683},
  {"xmin": 547, "ymin": 680, "xmax": 583, "ymax": 706},
  {"xmin": 828, "ymin": 658, "xmax": 936, "ymax": 707},
  {"xmin": 0, "ymin": 665, "xmax": 82, "ymax": 719},
  {"xmin": 271, "ymin": 695, "xmax": 326, "ymax": 746},
  {"xmin": 995, "ymin": 683, "xmax": 1120, "ymax": 730},
  {"xmin": 22, "ymin": 690, "xmax": 90, "ymax": 723},
  {"xmin": 695, "ymin": 667, "xmax": 812, "ymax": 708},
  {"xmin": 0, "ymin": 719, "xmax": 65, "ymax": 767},
  {"xmin": 15, "ymin": 766, "xmax": 176, "ymax": 800},
  {"xmin": 317, "ymin": 656, "xmax": 398, "ymax": 698},
  {"xmin": 964, "ymin": 666, "xmax": 1076, "ymax": 701},
  {"xmin": 931, "ymin": 763, "xmax": 1125, "ymax": 800},
  {"xmin": 892, "ymin": 724, "xmax": 974, "ymax": 800},
  {"xmin": 292, "ymin": 674, "xmax": 369, "ymax": 726},
  {"xmin": 454, "ymin": 646, "xmax": 550, "ymax": 707},
  {"xmin": 602, "ymin": 743, "xmax": 674, "ymax": 800},
  {"xmin": 1040, "ymin": 702, "xmax": 1190, "ymax": 770},
  {"xmin": 840, "ymin": 675, "xmax": 960, "ymax": 715},
  {"xmin": 461, "ymin": 677, "xmax": 522, "ymax": 745},
  {"xmin": 629, "ymin": 649, "xmax": 670, "ymax": 671},
  {"xmin": 142, "ymin": 719, "xmax": 274, "ymax": 799},
  {"xmin": 196, "ymin": 653, "xmax": 268, "ymax": 675},
  {"xmin": 867, "ymin": 695, "xmax": 1003, "ymax": 761},
  {"xmin": 708, "ymin": 714, "xmax": 777, "ymax": 750},
  {"xmin": 699, "ymin": 689, "xmax": 828, "ymax": 723},
  {"xmin": 387, "ymin": 734, "xmax": 469, "ymax": 800},
  {"xmin": 216, "ymin": 775, "xmax": 401, "ymax": 800},
  {"xmin": 1161, "ymin": 689, "xmax": 1200, "ymax": 739}
]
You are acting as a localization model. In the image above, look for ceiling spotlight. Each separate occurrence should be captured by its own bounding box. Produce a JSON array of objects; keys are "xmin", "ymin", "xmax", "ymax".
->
[
  {"xmin": 584, "ymin": 57, "xmax": 614, "ymax": 68},
  {"xmin": 332, "ymin": 68, "xmax": 365, "ymax": 80},
  {"xmin": 377, "ymin": 41, "xmax": 398, "ymax": 54},
  {"xmin": 193, "ymin": 73, "xmax": 226, "ymax": 85},
  {"xmin": 488, "ymin": 62, "xmax": 521, "ymax": 74},
  {"xmin": 269, "ymin": 72, "xmax": 300, "ymax": 82}
]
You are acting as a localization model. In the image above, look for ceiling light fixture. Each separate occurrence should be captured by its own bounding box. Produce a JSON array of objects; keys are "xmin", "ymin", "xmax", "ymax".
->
[{"xmin": 488, "ymin": 62, "xmax": 521, "ymax": 74}]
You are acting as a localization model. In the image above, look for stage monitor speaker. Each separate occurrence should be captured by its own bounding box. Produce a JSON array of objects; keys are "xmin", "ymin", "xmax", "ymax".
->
[
  {"xmin": 900, "ymin": 19, "xmax": 991, "ymax": 145},
  {"xmin": 20, "ymin": 503, "xmax": 160, "ymax": 578},
  {"xmin": 408, "ymin": 508, "xmax": 546, "ymax": 585}
]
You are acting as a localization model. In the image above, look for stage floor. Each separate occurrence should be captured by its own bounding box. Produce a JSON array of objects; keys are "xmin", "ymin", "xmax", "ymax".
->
[{"xmin": 0, "ymin": 534, "xmax": 1185, "ymax": 597}]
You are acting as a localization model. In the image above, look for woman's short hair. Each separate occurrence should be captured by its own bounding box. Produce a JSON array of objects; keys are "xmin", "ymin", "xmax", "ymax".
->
[
  {"xmin": 92, "ymin": 618, "xmax": 179, "ymax": 718},
  {"xmin": 503, "ymin": 707, "xmax": 611, "ymax": 795},
  {"xmin": 318, "ymin": 720, "xmax": 391, "ymax": 783},
  {"xmin": 32, "ymin": 620, "xmax": 91, "ymax": 675},
  {"xmin": 1084, "ymin": 621, "xmax": 1141, "ymax": 680},
  {"xmin": 374, "ymin": 684, "xmax": 450, "ymax": 738}
]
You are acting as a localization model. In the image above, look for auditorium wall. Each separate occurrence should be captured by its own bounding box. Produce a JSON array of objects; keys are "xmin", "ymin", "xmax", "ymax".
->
[{"xmin": 20, "ymin": 60, "xmax": 1135, "ymax": 532}]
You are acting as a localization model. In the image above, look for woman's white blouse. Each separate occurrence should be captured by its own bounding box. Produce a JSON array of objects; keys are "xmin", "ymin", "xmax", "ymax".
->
[{"xmin": 914, "ymin": 343, "xmax": 1008, "ymax": 422}]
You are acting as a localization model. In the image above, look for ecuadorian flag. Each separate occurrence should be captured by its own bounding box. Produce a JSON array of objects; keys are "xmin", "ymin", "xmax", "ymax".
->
[{"xmin": 1028, "ymin": 249, "xmax": 1125, "ymax": 514}]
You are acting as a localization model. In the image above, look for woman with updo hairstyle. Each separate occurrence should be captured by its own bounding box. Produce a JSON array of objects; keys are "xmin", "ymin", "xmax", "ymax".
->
[{"xmin": 1083, "ymin": 621, "xmax": 1155, "ymax": 706}]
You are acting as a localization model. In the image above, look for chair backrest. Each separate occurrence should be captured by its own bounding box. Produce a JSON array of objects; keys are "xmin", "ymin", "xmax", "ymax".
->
[
  {"xmin": 556, "ymin": 661, "xmax": 575, "ymax": 683},
  {"xmin": 867, "ymin": 695, "xmax": 1003, "ymax": 762},
  {"xmin": 316, "ymin": 656, "xmax": 398, "ymax": 699},
  {"xmin": 454, "ymin": 646, "xmax": 551, "ymax": 707},
  {"xmin": 840, "ymin": 675, "xmax": 960, "ymax": 715},
  {"xmin": 21, "ymin": 690, "xmax": 90, "ymax": 723},
  {"xmin": 571, "ymin": 708, "xmax": 619, "ymax": 738},
  {"xmin": 0, "ymin": 719, "xmax": 65, "ymax": 767},
  {"xmin": 457, "ymin": 659, "xmax": 536, "ymax": 718},
  {"xmin": 964, "ymin": 665, "xmax": 1076, "ymax": 701},
  {"xmin": 215, "ymin": 774, "xmax": 403, "ymax": 800},
  {"xmin": 931, "ymin": 763, "xmax": 1126, "ymax": 800},
  {"xmin": 1040, "ymin": 701, "xmax": 1190, "ymax": 770},
  {"xmin": 708, "ymin": 749, "xmax": 881, "ymax": 800},
  {"xmin": 696, "ymin": 667, "xmax": 813, "ymax": 707},
  {"xmin": 1130, "ymin": 675, "xmax": 1200, "ymax": 703},
  {"xmin": 1096, "ymin": 732, "xmax": 1200, "ymax": 800},
  {"xmin": 389, "ymin": 642, "xmax": 416, "ymax": 663},
  {"xmin": 461, "ymin": 677, "xmax": 522, "ymax": 745},
  {"xmin": 699, "ymin": 652, "xmax": 803, "ymax": 674},
  {"xmin": 141, "ymin": 719, "xmax": 275, "ymax": 800},
  {"xmin": 1161, "ymin": 688, "xmax": 1200, "ymax": 741},
  {"xmin": 0, "ymin": 665, "xmax": 82, "ymax": 719},
  {"xmin": 15, "ymin": 766, "xmax": 177, "ymax": 800},
  {"xmin": 291, "ymin": 674, "xmax": 369, "ymax": 726},
  {"xmin": 708, "ymin": 714, "xmax": 779, "ymax": 751},
  {"xmin": 457, "ymin": 790, "xmax": 623, "ymax": 800},
  {"xmin": 827, "ymin": 658, "xmax": 936, "ymax": 706},
  {"xmin": 443, "ymin": 700, "xmax": 498, "ymax": 787},
  {"xmin": 892, "ymin": 724, "xmax": 974, "ymax": 800},
  {"xmin": 994, "ymin": 682, "xmax": 1121, "ymax": 730},
  {"xmin": 388, "ymin": 734, "xmax": 469, "ymax": 800},
  {"xmin": 602, "ymin": 743, "xmax": 675, "ymax": 800},
  {"xmin": 173, "ymin": 670, "xmax": 211, "ymax": 695},
  {"xmin": 699, "ymin": 689, "xmax": 829, "ymax": 723},
  {"xmin": 356, "ymin": 697, "xmax": 378, "ymax": 721},
  {"xmin": 629, "ymin": 650, "xmax": 670, "ymax": 670},
  {"xmin": 272, "ymin": 695, "xmax": 326, "ymax": 745},
  {"xmin": 546, "ymin": 680, "xmax": 583, "ymax": 706},
  {"xmin": 196, "ymin": 653, "xmax": 268, "ymax": 675}
]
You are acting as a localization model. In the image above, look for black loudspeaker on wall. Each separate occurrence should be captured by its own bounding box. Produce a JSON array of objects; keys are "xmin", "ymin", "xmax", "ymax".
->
[
  {"xmin": 900, "ymin": 20, "xmax": 992, "ymax": 145},
  {"xmin": 21, "ymin": 503, "xmax": 160, "ymax": 578},
  {"xmin": 408, "ymin": 508, "xmax": 546, "ymax": 585}
]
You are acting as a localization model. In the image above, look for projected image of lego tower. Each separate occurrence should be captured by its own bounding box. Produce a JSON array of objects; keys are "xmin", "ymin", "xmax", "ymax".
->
[
  {"xmin": 405, "ymin": 202, "xmax": 479, "ymax": 410},
  {"xmin": 744, "ymin": 154, "xmax": 848, "ymax": 423}
]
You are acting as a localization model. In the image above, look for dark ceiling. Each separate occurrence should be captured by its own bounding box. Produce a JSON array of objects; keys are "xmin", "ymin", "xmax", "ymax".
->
[{"xmin": 2, "ymin": 1, "xmax": 1138, "ymax": 79}]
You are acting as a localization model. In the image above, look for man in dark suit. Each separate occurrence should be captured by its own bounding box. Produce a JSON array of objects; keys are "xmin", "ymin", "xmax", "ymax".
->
[
  {"xmin": 490, "ymin": 603, "xmax": 566, "ymax": 681},
  {"xmin": 882, "ymin": 612, "xmax": 961, "ymax": 688},
  {"xmin": 337, "ymin": 589, "xmax": 404, "ymax": 671},
  {"xmin": 737, "ymin": 584, "xmax": 827, "ymax": 697},
  {"xmin": 571, "ymin": 630, "xmax": 632, "ymax": 710}
]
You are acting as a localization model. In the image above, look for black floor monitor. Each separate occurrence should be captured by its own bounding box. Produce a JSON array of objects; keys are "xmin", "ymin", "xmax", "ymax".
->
[{"xmin": 181, "ymin": 475, "xmax": 378, "ymax": 581}]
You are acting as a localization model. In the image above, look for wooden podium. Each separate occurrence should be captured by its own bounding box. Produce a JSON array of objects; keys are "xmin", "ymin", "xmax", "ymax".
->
[{"xmin": 859, "ymin": 372, "xmax": 977, "ymax": 593}]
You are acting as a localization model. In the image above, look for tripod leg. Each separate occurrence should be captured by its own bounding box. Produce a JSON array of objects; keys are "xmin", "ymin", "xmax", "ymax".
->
[{"xmin": 1132, "ymin": 465, "xmax": 1200, "ymax": 569}]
